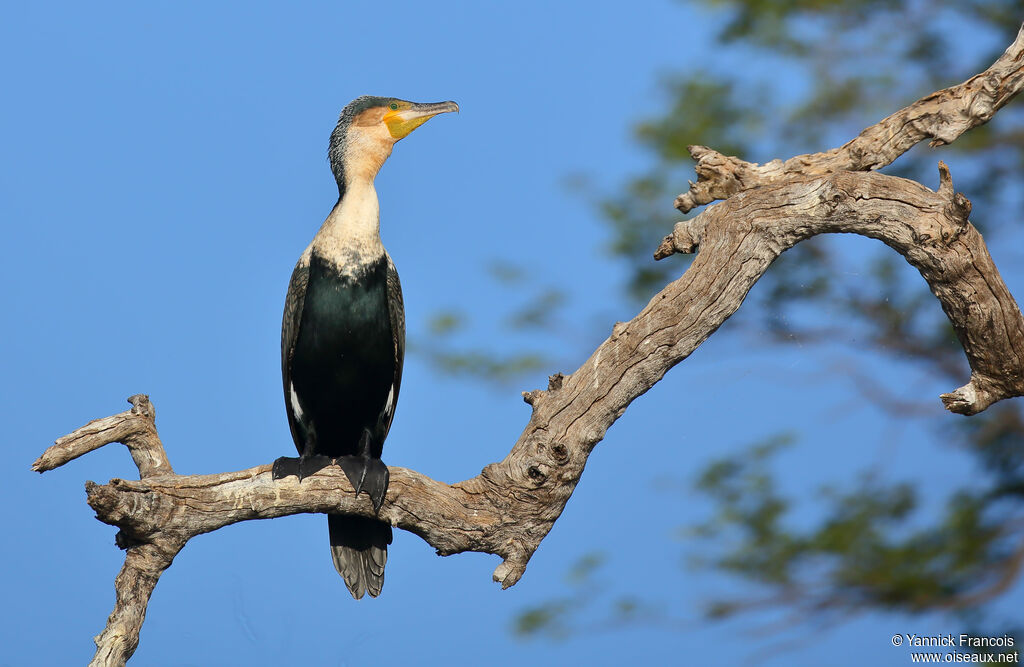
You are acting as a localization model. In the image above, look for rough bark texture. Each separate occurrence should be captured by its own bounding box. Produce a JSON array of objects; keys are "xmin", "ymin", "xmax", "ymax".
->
[
  {"xmin": 658, "ymin": 164, "xmax": 1024, "ymax": 415},
  {"xmin": 33, "ymin": 25, "xmax": 1024, "ymax": 667}
]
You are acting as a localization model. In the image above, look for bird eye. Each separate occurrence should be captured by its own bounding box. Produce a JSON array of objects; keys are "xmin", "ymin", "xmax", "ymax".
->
[{"xmin": 389, "ymin": 103, "xmax": 398, "ymax": 110}]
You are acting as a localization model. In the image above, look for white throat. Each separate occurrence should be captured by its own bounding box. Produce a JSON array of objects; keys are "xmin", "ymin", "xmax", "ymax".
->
[{"xmin": 311, "ymin": 177, "xmax": 384, "ymax": 269}]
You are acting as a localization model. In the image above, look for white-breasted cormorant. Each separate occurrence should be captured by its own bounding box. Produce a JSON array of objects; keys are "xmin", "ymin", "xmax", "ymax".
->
[{"xmin": 273, "ymin": 96, "xmax": 458, "ymax": 599}]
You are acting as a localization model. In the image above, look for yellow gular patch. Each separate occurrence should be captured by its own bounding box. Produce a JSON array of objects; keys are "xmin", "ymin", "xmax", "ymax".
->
[{"xmin": 384, "ymin": 113, "xmax": 433, "ymax": 140}]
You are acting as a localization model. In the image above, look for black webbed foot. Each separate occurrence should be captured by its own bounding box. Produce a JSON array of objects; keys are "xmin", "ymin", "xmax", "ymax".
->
[
  {"xmin": 336, "ymin": 455, "xmax": 366, "ymax": 494},
  {"xmin": 272, "ymin": 456, "xmax": 299, "ymax": 480},
  {"xmin": 363, "ymin": 459, "xmax": 389, "ymax": 513},
  {"xmin": 272, "ymin": 455, "xmax": 332, "ymax": 481},
  {"xmin": 298, "ymin": 454, "xmax": 333, "ymax": 481},
  {"xmin": 335, "ymin": 455, "xmax": 390, "ymax": 514}
]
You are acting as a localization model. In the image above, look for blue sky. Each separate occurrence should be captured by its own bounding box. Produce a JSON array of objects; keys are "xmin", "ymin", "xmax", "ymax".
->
[{"xmin": 5, "ymin": 2, "xmax": 1023, "ymax": 665}]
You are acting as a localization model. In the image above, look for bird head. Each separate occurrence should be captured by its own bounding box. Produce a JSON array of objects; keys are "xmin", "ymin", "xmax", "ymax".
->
[{"xmin": 328, "ymin": 96, "xmax": 458, "ymax": 191}]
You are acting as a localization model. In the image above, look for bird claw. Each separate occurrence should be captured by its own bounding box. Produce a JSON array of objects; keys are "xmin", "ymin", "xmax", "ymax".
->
[
  {"xmin": 335, "ymin": 455, "xmax": 389, "ymax": 513},
  {"xmin": 271, "ymin": 456, "xmax": 299, "ymax": 480},
  {"xmin": 272, "ymin": 455, "xmax": 332, "ymax": 481},
  {"xmin": 297, "ymin": 454, "xmax": 333, "ymax": 481}
]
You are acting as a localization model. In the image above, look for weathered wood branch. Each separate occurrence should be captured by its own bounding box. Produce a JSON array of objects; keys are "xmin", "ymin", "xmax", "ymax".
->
[
  {"xmin": 32, "ymin": 395, "xmax": 171, "ymax": 478},
  {"xmin": 675, "ymin": 24, "xmax": 1024, "ymax": 213},
  {"xmin": 657, "ymin": 163, "xmax": 1024, "ymax": 414},
  {"xmin": 34, "ymin": 25, "xmax": 1024, "ymax": 667}
]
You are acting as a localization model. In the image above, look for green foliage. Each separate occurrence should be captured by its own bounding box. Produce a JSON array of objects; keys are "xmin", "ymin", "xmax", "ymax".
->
[
  {"xmin": 516, "ymin": 426, "xmax": 1023, "ymax": 643},
  {"xmin": 419, "ymin": 308, "xmax": 550, "ymax": 382},
  {"xmin": 513, "ymin": 551, "xmax": 672, "ymax": 640},
  {"xmin": 414, "ymin": 263, "xmax": 572, "ymax": 386},
  {"xmin": 600, "ymin": 78, "xmax": 765, "ymax": 299},
  {"xmin": 513, "ymin": 553, "xmax": 604, "ymax": 639},
  {"xmin": 515, "ymin": 599, "xmax": 572, "ymax": 639},
  {"xmin": 691, "ymin": 436, "xmax": 1014, "ymax": 615},
  {"xmin": 635, "ymin": 79, "xmax": 760, "ymax": 160}
]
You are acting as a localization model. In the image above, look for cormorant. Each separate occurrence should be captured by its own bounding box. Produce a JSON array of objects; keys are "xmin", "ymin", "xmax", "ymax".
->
[{"xmin": 273, "ymin": 96, "xmax": 458, "ymax": 599}]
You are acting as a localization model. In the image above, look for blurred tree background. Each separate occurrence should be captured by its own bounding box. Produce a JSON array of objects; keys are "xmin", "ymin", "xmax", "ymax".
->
[{"xmin": 422, "ymin": 0, "xmax": 1024, "ymax": 658}]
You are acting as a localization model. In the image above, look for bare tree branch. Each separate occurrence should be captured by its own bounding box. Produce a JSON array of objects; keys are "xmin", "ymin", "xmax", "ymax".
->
[
  {"xmin": 675, "ymin": 24, "xmax": 1024, "ymax": 214},
  {"xmin": 32, "ymin": 395, "xmax": 171, "ymax": 478},
  {"xmin": 33, "ymin": 24, "xmax": 1024, "ymax": 667},
  {"xmin": 658, "ymin": 163, "xmax": 1024, "ymax": 415}
]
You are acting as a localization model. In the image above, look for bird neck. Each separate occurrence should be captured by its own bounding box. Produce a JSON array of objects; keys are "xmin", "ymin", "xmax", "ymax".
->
[
  {"xmin": 335, "ymin": 129, "xmax": 394, "ymax": 198},
  {"xmin": 314, "ymin": 176, "xmax": 384, "ymax": 261}
]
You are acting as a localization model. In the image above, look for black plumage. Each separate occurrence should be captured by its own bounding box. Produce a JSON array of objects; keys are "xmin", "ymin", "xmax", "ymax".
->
[{"xmin": 274, "ymin": 95, "xmax": 455, "ymax": 599}]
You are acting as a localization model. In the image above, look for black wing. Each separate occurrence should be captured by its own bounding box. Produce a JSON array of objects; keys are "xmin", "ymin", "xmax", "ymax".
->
[
  {"xmin": 281, "ymin": 253, "xmax": 311, "ymax": 454},
  {"xmin": 382, "ymin": 253, "xmax": 405, "ymax": 437}
]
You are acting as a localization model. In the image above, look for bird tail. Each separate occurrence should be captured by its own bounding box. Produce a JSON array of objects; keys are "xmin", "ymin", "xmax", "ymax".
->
[{"xmin": 328, "ymin": 514, "xmax": 393, "ymax": 599}]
